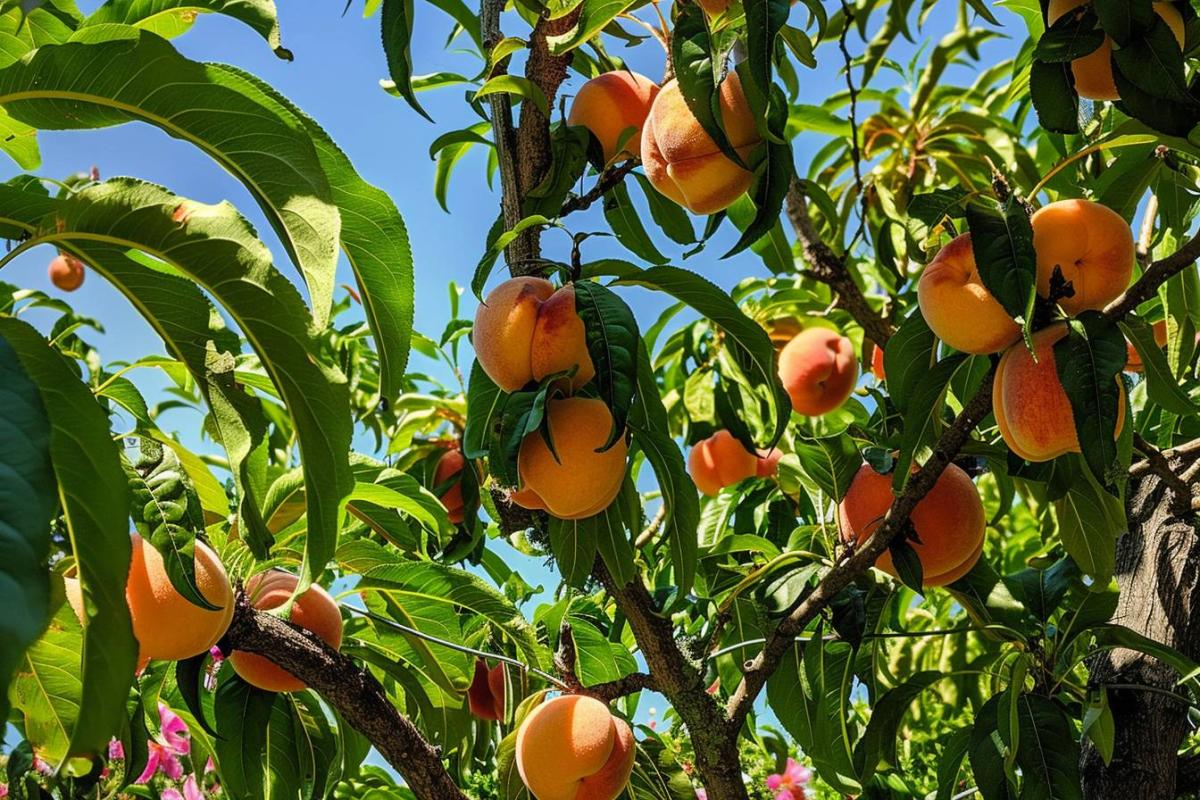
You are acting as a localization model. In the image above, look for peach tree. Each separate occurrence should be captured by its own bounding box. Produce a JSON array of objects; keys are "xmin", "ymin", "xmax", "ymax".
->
[{"xmin": 0, "ymin": 1, "xmax": 1199, "ymax": 800}]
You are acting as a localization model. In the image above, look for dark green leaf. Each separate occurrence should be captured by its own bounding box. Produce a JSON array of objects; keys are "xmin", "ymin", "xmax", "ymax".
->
[
  {"xmin": 572, "ymin": 281, "xmax": 639, "ymax": 448},
  {"xmin": 1030, "ymin": 59, "xmax": 1080, "ymax": 135},
  {"xmin": 1034, "ymin": 6, "xmax": 1103, "ymax": 62},
  {"xmin": 381, "ymin": 0, "xmax": 431, "ymax": 121},
  {"xmin": 214, "ymin": 676, "xmax": 276, "ymax": 800},
  {"xmin": 669, "ymin": 3, "xmax": 745, "ymax": 168},
  {"xmin": 966, "ymin": 196, "xmax": 1038, "ymax": 327},
  {"xmin": 603, "ymin": 179, "xmax": 669, "ymax": 265},
  {"xmin": 1054, "ymin": 313, "xmax": 1127, "ymax": 492},
  {"xmin": 1121, "ymin": 316, "xmax": 1197, "ymax": 415}
]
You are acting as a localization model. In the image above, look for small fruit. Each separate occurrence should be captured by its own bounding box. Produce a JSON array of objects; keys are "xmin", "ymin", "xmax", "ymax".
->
[
  {"xmin": 434, "ymin": 448, "xmax": 467, "ymax": 524},
  {"xmin": 229, "ymin": 571, "xmax": 343, "ymax": 692},
  {"xmin": 687, "ymin": 430, "xmax": 758, "ymax": 496},
  {"xmin": 48, "ymin": 254, "xmax": 85, "ymax": 292},
  {"xmin": 870, "ymin": 344, "xmax": 886, "ymax": 381},
  {"xmin": 467, "ymin": 659, "xmax": 506, "ymax": 721},
  {"xmin": 777, "ymin": 328, "xmax": 858, "ymax": 416},
  {"xmin": 1032, "ymin": 199, "xmax": 1135, "ymax": 316},
  {"xmin": 516, "ymin": 694, "xmax": 636, "ymax": 800},
  {"xmin": 916, "ymin": 234, "xmax": 1021, "ymax": 355},
  {"xmin": 567, "ymin": 72, "xmax": 659, "ymax": 164}
]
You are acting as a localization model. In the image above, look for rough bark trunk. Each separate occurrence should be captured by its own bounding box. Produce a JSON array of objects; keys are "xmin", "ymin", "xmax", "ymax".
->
[{"xmin": 1080, "ymin": 453, "xmax": 1200, "ymax": 799}]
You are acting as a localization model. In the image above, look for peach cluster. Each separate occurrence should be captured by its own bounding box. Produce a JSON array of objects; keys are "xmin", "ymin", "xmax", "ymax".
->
[
  {"xmin": 839, "ymin": 463, "xmax": 985, "ymax": 587},
  {"xmin": 516, "ymin": 695, "xmax": 636, "ymax": 800},
  {"xmin": 687, "ymin": 430, "xmax": 781, "ymax": 496},
  {"xmin": 777, "ymin": 327, "xmax": 858, "ymax": 416}
]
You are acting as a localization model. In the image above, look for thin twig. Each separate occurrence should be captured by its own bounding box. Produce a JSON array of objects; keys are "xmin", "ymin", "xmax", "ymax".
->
[
  {"xmin": 837, "ymin": 0, "xmax": 866, "ymax": 251},
  {"xmin": 1132, "ymin": 433, "xmax": 1194, "ymax": 514},
  {"xmin": 634, "ymin": 504, "xmax": 667, "ymax": 548},
  {"xmin": 559, "ymin": 161, "xmax": 639, "ymax": 217},
  {"xmin": 555, "ymin": 621, "xmax": 659, "ymax": 700},
  {"xmin": 1129, "ymin": 438, "xmax": 1200, "ymax": 477},
  {"xmin": 1105, "ymin": 227, "xmax": 1200, "ymax": 320}
]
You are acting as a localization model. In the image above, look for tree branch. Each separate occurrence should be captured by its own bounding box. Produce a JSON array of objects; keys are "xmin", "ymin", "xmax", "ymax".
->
[
  {"xmin": 480, "ymin": 0, "xmax": 528, "ymax": 267},
  {"xmin": 222, "ymin": 593, "xmax": 467, "ymax": 800},
  {"xmin": 554, "ymin": 621, "xmax": 659, "ymax": 701},
  {"xmin": 786, "ymin": 177, "xmax": 894, "ymax": 347},
  {"xmin": 1132, "ymin": 433, "xmax": 1195, "ymax": 516},
  {"xmin": 1105, "ymin": 227, "xmax": 1200, "ymax": 320},
  {"xmin": 725, "ymin": 365, "xmax": 996, "ymax": 729},
  {"xmin": 559, "ymin": 161, "xmax": 639, "ymax": 217}
]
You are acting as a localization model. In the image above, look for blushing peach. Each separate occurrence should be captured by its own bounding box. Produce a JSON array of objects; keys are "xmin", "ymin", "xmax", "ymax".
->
[
  {"xmin": 838, "ymin": 463, "xmax": 985, "ymax": 588},
  {"xmin": 48, "ymin": 254, "xmax": 85, "ymax": 291},
  {"xmin": 870, "ymin": 344, "xmax": 886, "ymax": 381},
  {"xmin": 993, "ymin": 323, "xmax": 1126, "ymax": 462},
  {"xmin": 687, "ymin": 430, "xmax": 759, "ymax": 496},
  {"xmin": 755, "ymin": 447, "xmax": 782, "ymax": 478},
  {"xmin": 640, "ymin": 73, "xmax": 761, "ymax": 215},
  {"xmin": 917, "ymin": 234, "xmax": 1021, "ymax": 355},
  {"xmin": 777, "ymin": 328, "xmax": 858, "ymax": 416},
  {"xmin": 530, "ymin": 284, "xmax": 595, "ymax": 391},
  {"xmin": 1032, "ymin": 199, "xmax": 1135, "ymax": 315},
  {"xmin": 568, "ymin": 72, "xmax": 659, "ymax": 163},
  {"xmin": 517, "ymin": 398, "xmax": 627, "ymax": 520},
  {"xmin": 229, "ymin": 571, "xmax": 343, "ymax": 692},
  {"xmin": 1047, "ymin": 0, "xmax": 1184, "ymax": 101},
  {"xmin": 435, "ymin": 448, "xmax": 466, "ymax": 524},
  {"xmin": 467, "ymin": 659, "xmax": 506, "ymax": 721},
  {"xmin": 516, "ymin": 695, "xmax": 636, "ymax": 800}
]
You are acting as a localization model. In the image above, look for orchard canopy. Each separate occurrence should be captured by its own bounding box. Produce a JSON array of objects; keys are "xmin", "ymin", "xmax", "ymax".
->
[{"xmin": 2, "ymin": 0, "xmax": 1200, "ymax": 799}]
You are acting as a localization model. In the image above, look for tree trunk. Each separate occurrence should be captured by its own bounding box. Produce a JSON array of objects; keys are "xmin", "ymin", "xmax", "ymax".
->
[{"xmin": 1080, "ymin": 453, "xmax": 1200, "ymax": 799}]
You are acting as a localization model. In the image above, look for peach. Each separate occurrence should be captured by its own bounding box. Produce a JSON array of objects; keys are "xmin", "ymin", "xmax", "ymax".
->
[
  {"xmin": 993, "ymin": 323, "xmax": 1127, "ymax": 462},
  {"xmin": 474, "ymin": 278, "xmax": 594, "ymax": 393},
  {"xmin": 695, "ymin": 0, "xmax": 730, "ymax": 15},
  {"xmin": 516, "ymin": 695, "xmax": 636, "ymax": 800},
  {"xmin": 434, "ymin": 448, "xmax": 466, "ymax": 524},
  {"xmin": 1032, "ymin": 199, "xmax": 1135, "ymax": 315},
  {"xmin": 567, "ymin": 72, "xmax": 659, "ymax": 164},
  {"xmin": 510, "ymin": 485, "xmax": 547, "ymax": 512},
  {"xmin": 640, "ymin": 73, "xmax": 762, "ymax": 215},
  {"xmin": 687, "ymin": 430, "xmax": 759, "ymax": 496},
  {"xmin": 64, "ymin": 576, "xmax": 149, "ymax": 672},
  {"xmin": 870, "ymin": 344, "xmax": 886, "ymax": 381},
  {"xmin": 1047, "ymin": 0, "xmax": 1184, "ymax": 101},
  {"xmin": 916, "ymin": 234, "xmax": 1021, "ymax": 355},
  {"xmin": 777, "ymin": 327, "xmax": 858, "ymax": 416},
  {"xmin": 765, "ymin": 317, "xmax": 803, "ymax": 352},
  {"xmin": 1125, "ymin": 320, "xmax": 1168, "ymax": 373},
  {"xmin": 125, "ymin": 533, "xmax": 233, "ymax": 663},
  {"xmin": 516, "ymin": 397, "xmax": 627, "ymax": 520},
  {"xmin": 838, "ymin": 463, "xmax": 985, "ymax": 587},
  {"xmin": 467, "ymin": 659, "xmax": 506, "ymax": 721},
  {"xmin": 48, "ymin": 254, "xmax": 84, "ymax": 291},
  {"xmin": 755, "ymin": 447, "xmax": 782, "ymax": 478},
  {"xmin": 229, "ymin": 570, "xmax": 343, "ymax": 692}
]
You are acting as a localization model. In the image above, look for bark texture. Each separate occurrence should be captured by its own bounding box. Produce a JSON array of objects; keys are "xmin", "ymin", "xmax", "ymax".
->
[{"xmin": 1080, "ymin": 452, "xmax": 1200, "ymax": 799}]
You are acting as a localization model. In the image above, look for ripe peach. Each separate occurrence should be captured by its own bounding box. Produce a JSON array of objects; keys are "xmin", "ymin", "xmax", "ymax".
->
[
  {"xmin": 777, "ymin": 327, "xmax": 858, "ymax": 416},
  {"xmin": 125, "ymin": 533, "xmax": 233, "ymax": 663},
  {"xmin": 1032, "ymin": 200, "xmax": 1135, "ymax": 315},
  {"xmin": 48, "ymin": 254, "xmax": 85, "ymax": 292},
  {"xmin": 755, "ymin": 447, "xmax": 782, "ymax": 478},
  {"xmin": 474, "ymin": 278, "xmax": 594, "ymax": 393},
  {"xmin": 64, "ymin": 576, "xmax": 150, "ymax": 672},
  {"xmin": 517, "ymin": 397, "xmax": 627, "ymax": 520},
  {"xmin": 516, "ymin": 695, "xmax": 636, "ymax": 800},
  {"xmin": 838, "ymin": 463, "xmax": 985, "ymax": 587},
  {"xmin": 567, "ymin": 71, "xmax": 659, "ymax": 164},
  {"xmin": 695, "ymin": 0, "xmax": 730, "ymax": 15},
  {"xmin": 687, "ymin": 430, "xmax": 758, "ymax": 496},
  {"xmin": 993, "ymin": 323, "xmax": 1127, "ymax": 462},
  {"xmin": 1048, "ymin": 0, "xmax": 1184, "ymax": 101},
  {"xmin": 870, "ymin": 344, "xmax": 886, "ymax": 381},
  {"xmin": 229, "ymin": 571, "xmax": 343, "ymax": 692},
  {"xmin": 510, "ymin": 485, "xmax": 547, "ymax": 512},
  {"xmin": 467, "ymin": 659, "xmax": 506, "ymax": 721},
  {"xmin": 1124, "ymin": 320, "xmax": 1168, "ymax": 373},
  {"xmin": 435, "ymin": 448, "xmax": 466, "ymax": 524},
  {"xmin": 916, "ymin": 234, "xmax": 1021, "ymax": 355},
  {"xmin": 640, "ymin": 73, "xmax": 761, "ymax": 215}
]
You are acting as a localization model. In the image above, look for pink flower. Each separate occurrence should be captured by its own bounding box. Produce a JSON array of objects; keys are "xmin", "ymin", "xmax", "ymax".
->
[
  {"xmin": 695, "ymin": 790, "xmax": 706, "ymax": 800},
  {"xmin": 159, "ymin": 704, "xmax": 191, "ymax": 756},
  {"xmin": 205, "ymin": 757, "xmax": 216, "ymax": 774},
  {"xmin": 183, "ymin": 775, "xmax": 204, "ymax": 800},
  {"xmin": 135, "ymin": 705, "xmax": 191, "ymax": 783},
  {"xmin": 766, "ymin": 759, "xmax": 812, "ymax": 800},
  {"xmin": 205, "ymin": 648, "xmax": 225, "ymax": 691},
  {"xmin": 108, "ymin": 739, "xmax": 125, "ymax": 761},
  {"xmin": 161, "ymin": 788, "xmax": 184, "ymax": 800},
  {"xmin": 0, "ymin": 783, "xmax": 9, "ymax": 798}
]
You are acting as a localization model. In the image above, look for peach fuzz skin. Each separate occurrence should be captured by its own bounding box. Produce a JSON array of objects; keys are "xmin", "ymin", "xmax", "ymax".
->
[
  {"xmin": 473, "ymin": 278, "xmax": 595, "ymax": 393},
  {"xmin": 435, "ymin": 448, "xmax": 466, "ymax": 524},
  {"xmin": 916, "ymin": 234, "xmax": 1021, "ymax": 355},
  {"xmin": 1032, "ymin": 200, "xmax": 1135, "ymax": 316},
  {"xmin": 125, "ymin": 533, "xmax": 233, "ymax": 663},
  {"xmin": 229, "ymin": 571, "xmax": 343, "ymax": 692},
  {"xmin": 640, "ymin": 73, "xmax": 761, "ymax": 215},
  {"xmin": 516, "ymin": 695, "xmax": 636, "ymax": 800},
  {"xmin": 515, "ymin": 397, "xmax": 627, "ymax": 520},
  {"xmin": 993, "ymin": 323, "xmax": 1126, "ymax": 463},
  {"xmin": 567, "ymin": 72, "xmax": 659, "ymax": 164},
  {"xmin": 48, "ymin": 254, "xmax": 85, "ymax": 291},
  {"xmin": 687, "ymin": 430, "xmax": 759, "ymax": 496},
  {"xmin": 777, "ymin": 327, "xmax": 858, "ymax": 416},
  {"xmin": 1047, "ymin": 0, "xmax": 1184, "ymax": 101},
  {"xmin": 839, "ymin": 463, "xmax": 985, "ymax": 587}
]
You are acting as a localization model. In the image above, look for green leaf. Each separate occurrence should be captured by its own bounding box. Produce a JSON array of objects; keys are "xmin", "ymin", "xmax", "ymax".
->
[
  {"xmin": 968, "ymin": 695, "xmax": 1016, "ymax": 800},
  {"xmin": 855, "ymin": 671, "xmax": 941, "ymax": 781},
  {"xmin": 471, "ymin": 214, "xmax": 555, "ymax": 300},
  {"xmin": 792, "ymin": 435, "xmax": 860, "ymax": 503},
  {"xmin": 634, "ymin": 172, "xmax": 695, "ymax": 246},
  {"xmin": 965, "ymin": 196, "xmax": 1038, "ymax": 326},
  {"xmin": 1081, "ymin": 689, "xmax": 1114, "ymax": 766},
  {"xmin": 475, "ymin": 75, "xmax": 549, "ymax": 115},
  {"xmin": 381, "ymin": 0, "xmax": 430, "ymax": 121},
  {"xmin": 1092, "ymin": 0, "xmax": 1154, "ymax": 44},
  {"xmin": 1005, "ymin": 694, "xmax": 1082, "ymax": 800},
  {"xmin": 214, "ymin": 676, "xmax": 276, "ymax": 800},
  {"xmin": 743, "ymin": 0, "xmax": 788, "ymax": 97},
  {"xmin": 572, "ymin": 280, "xmax": 639, "ymax": 448},
  {"xmin": 82, "ymin": 0, "xmax": 289, "ymax": 57},
  {"xmin": 1034, "ymin": 6, "xmax": 1102, "ymax": 62},
  {"xmin": 0, "ymin": 29, "xmax": 341, "ymax": 324},
  {"xmin": 548, "ymin": 514, "xmax": 599, "ymax": 588},
  {"xmin": 724, "ymin": 138, "xmax": 793, "ymax": 259},
  {"xmin": 1121, "ymin": 316, "xmax": 1199, "ymax": 415},
  {"xmin": 434, "ymin": 122, "xmax": 493, "ymax": 212},
  {"xmin": 669, "ymin": 2, "xmax": 744, "ymax": 168},
  {"xmin": 1029, "ymin": 59, "xmax": 1080, "ymax": 135},
  {"xmin": 1091, "ymin": 623, "xmax": 1200, "ymax": 677},
  {"xmin": 603, "ymin": 179, "xmax": 669, "ymax": 265},
  {"xmin": 10, "ymin": 603, "xmax": 84, "ymax": 767},
  {"xmin": 1111, "ymin": 19, "xmax": 1200, "ymax": 136},
  {"xmin": 1055, "ymin": 460, "xmax": 1122, "ymax": 582},
  {"xmin": 463, "ymin": 359, "xmax": 505, "ymax": 459},
  {"xmin": 892, "ymin": 354, "xmax": 969, "ymax": 492},
  {"xmin": 0, "ymin": 316, "xmax": 137, "ymax": 761},
  {"xmin": 1055, "ymin": 313, "xmax": 1127, "ymax": 492},
  {"xmin": 545, "ymin": 0, "xmax": 638, "ymax": 53},
  {"xmin": 0, "ymin": 332, "xmax": 54, "ymax": 728},
  {"xmin": 935, "ymin": 728, "xmax": 972, "ymax": 800},
  {"xmin": 883, "ymin": 308, "xmax": 936, "ymax": 414}
]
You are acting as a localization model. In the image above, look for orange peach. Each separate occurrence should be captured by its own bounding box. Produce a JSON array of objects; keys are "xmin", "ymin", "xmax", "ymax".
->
[
  {"xmin": 640, "ymin": 73, "xmax": 761, "ymax": 215},
  {"xmin": 517, "ymin": 397, "xmax": 627, "ymax": 520},
  {"xmin": 229, "ymin": 571, "xmax": 343, "ymax": 692},
  {"xmin": 993, "ymin": 323, "xmax": 1127, "ymax": 462},
  {"xmin": 125, "ymin": 533, "xmax": 233, "ymax": 663},
  {"xmin": 755, "ymin": 447, "xmax": 782, "ymax": 478},
  {"xmin": 777, "ymin": 327, "xmax": 858, "ymax": 416},
  {"xmin": 1125, "ymin": 320, "xmax": 1168, "ymax": 373},
  {"xmin": 687, "ymin": 430, "xmax": 759, "ymax": 496},
  {"xmin": 917, "ymin": 234, "xmax": 1021, "ymax": 355},
  {"xmin": 48, "ymin": 254, "xmax": 85, "ymax": 291},
  {"xmin": 467, "ymin": 659, "xmax": 506, "ymax": 721},
  {"xmin": 838, "ymin": 463, "xmax": 985, "ymax": 587},
  {"xmin": 568, "ymin": 72, "xmax": 659, "ymax": 164},
  {"xmin": 434, "ymin": 448, "xmax": 466, "ymax": 524},
  {"xmin": 516, "ymin": 695, "xmax": 636, "ymax": 800},
  {"xmin": 1032, "ymin": 199, "xmax": 1135, "ymax": 315},
  {"xmin": 474, "ymin": 278, "xmax": 594, "ymax": 393},
  {"xmin": 1048, "ymin": 0, "xmax": 1184, "ymax": 101},
  {"xmin": 870, "ymin": 344, "xmax": 886, "ymax": 381},
  {"xmin": 696, "ymin": 0, "xmax": 731, "ymax": 15}
]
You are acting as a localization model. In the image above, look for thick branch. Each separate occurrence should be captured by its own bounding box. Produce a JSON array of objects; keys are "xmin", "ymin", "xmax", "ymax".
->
[
  {"xmin": 222, "ymin": 593, "xmax": 467, "ymax": 800},
  {"xmin": 786, "ymin": 177, "xmax": 894, "ymax": 347},
  {"xmin": 1132, "ymin": 433, "xmax": 1194, "ymax": 515},
  {"xmin": 1105, "ymin": 227, "xmax": 1200, "ymax": 320},
  {"xmin": 480, "ymin": 0, "xmax": 528, "ymax": 266},
  {"xmin": 725, "ymin": 366, "xmax": 996, "ymax": 728}
]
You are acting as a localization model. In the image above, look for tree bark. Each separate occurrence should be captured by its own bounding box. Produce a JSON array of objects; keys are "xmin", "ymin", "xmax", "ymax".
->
[{"xmin": 1080, "ymin": 452, "xmax": 1200, "ymax": 799}]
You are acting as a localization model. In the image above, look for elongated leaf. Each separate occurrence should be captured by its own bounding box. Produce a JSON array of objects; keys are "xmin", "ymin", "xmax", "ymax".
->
[
  {"xmin": 965, "ymin": 196, "xmax": 1037, "ymax": 326},
  {"xmin": 884, "ymin": 308, "xmax": 936, "ymax": 413},
  {"xmin": 743, "ymin": 0, "xmax": 788, "ymax": 97},
  {"xmin": 548, "ymin": 514, "xmax": 598, "ymax": 588},
  {"xmin": 1055, "ymin": 313, "xmax": 1127, "ymax": 492},
  {"xmin": 82, "ymin": 0, "xmax": 289, "ymax": 57},
  {"xmin": 892, "ymin": 354, "xmax": 967, "ymax": 491},
  {"xmin": 856, "ymin": 671, "xmax": 941, "ymax": 781},
  {"xmin": 670, "ymin": 3, "xmax": 743, "ymax": 167},
  {"xmin": 603, "ymin": 179, "xmax": 668, "ymax": 265},
  {"xmin": 475, "ymin": 75, "xmax": 549, "ymax": 115},
  {"xmin": 0, "ymin": 28, "xmax": 340, "ymax": 323},
  {"xmin": 546, "ymin": 0, "xmax": 638, "ymax": 53},
  {"xmin": 10, "ymin": 603, "xmax": 84, "ymax": 767},
  {"xmin": 1005, "ymin": 694, "xmax": 1082, "ymax": 800},
  {"xmin": 381, "ymin": 0, "xmax": 430, "ymax": 121},
  {"xmin": 572, "ymin": 280, "xmax": 639, "ymax": 448},
  {"xmin": 214, "ymin": 677, "xmax": 276, "ymax": 800},
  {"xmin": 1121, "ymin": 316, "xmax": 1197, "ymax": 415},
  {"xmin": 1056, "ymin": 462, "xmax": 1122, "ymax": 582},
  {"xmin": 793, "ymin": 435, "xmax": 860, "ymax": 503},
  {"xmin": 0, "ymin": 332, "xmax": 54, "ymax": 727}
]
